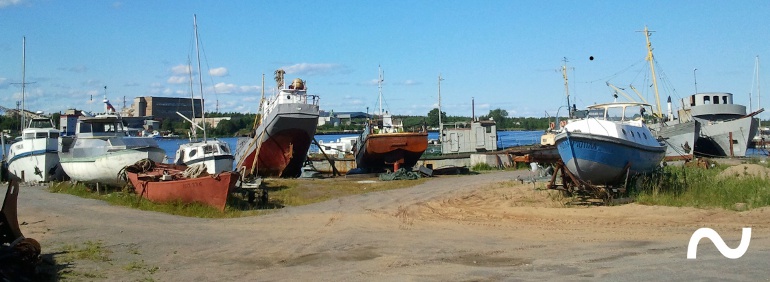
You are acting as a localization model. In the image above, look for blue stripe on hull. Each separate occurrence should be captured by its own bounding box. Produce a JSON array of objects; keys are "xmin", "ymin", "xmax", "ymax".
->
[
  {"xmin": 556, "ymin": 133, "xmax": 665, "ymax": 185},
  {"xmin": 8, "ymin": 149, "xmax": 58, "ymax": 165}
]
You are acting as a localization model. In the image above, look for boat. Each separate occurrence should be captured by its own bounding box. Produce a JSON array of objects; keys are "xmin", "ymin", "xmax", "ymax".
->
[
  {"xmin": 352, "ymin": 67, "xmax": 428, "ymax": 172},
  {"xmin": 678, "ymin": 92, "xmax": 760, "ymax": 157},
  {"xmin": 6, "ymin": 37, "xmax": 64, "ymax": 182},
  {"xmin": 123, "ymin": 159, "xmax": 238, "ymax": 211},
  {"xmin": 234, "ymin": 70, "xmax": 320, "ymax": 178},
  {"xmin": 554, "ymin": 102, "xmax": 666, "ymax": 185},
  {"xmin": 7, "ymin": 118, "xmax": 64, "ymax": 182},
  {"xmin": 58, "ymin": 99, "xmax": 166, "ymax": 186},
  {"xmin": 173, "ymin": 15, "xmax": 234, "ymax": 174}
]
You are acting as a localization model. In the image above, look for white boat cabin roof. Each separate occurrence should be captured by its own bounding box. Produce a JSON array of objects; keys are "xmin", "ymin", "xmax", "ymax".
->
[{"xmin": 584, "ymin": 102, "xmax": 654, "ymax": 122}]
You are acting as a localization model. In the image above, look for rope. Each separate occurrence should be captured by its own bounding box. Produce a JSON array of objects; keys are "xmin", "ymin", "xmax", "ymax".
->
[{"xmin": 182, "ymin": 163, "xmax": 208, "ymax": 179}]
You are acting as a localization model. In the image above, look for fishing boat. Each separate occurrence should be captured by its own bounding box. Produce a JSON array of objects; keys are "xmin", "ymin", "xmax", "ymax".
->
[
  {"xmin": 173, "ymin": 15, "xmax": 234, "ymax": 174},
  {"xmin": 555, "ymin": 102, "xmax": 666, "ymax": 185},
  {"xmin": 6, "ymin": 37, "xmax": 64, "ymax": 182},
  {"xmin": 124, "ymin": 160, "xmax": 238, "ymax": 211},
  {"xmin": 679, "ymin": 92, "xmax": 760, "ymax": 157},
  {"xmin": 58, "ymin": 99, "xmax": 166, "ymax": 186},
  {"xmin": 234, "ymin": 70, "xmax": 320, "ymax": 178},
  {"xmin": 353, "ymin": 67, "xmax": 428, "ymax": 172}
]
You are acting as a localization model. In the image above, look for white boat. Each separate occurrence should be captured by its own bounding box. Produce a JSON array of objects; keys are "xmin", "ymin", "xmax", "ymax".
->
[
  {"xmin": 555, "ymin": 102, "xmax": 666, "ymax": 185},
  {"xmin": 7, "ymin": 118, "xmax": 64, "ymax": 182},
  {"xmin": 58, "ymin": 100, "xmax": 166, "ymax": 186},
  {"xmin": 6, "ymin": 37, "xmax": 64, "ymax": 182},
  {"xmin": 317, "ymin": 136, "xmax": 357, "ymax": 155},
  {"xmin": 172, "ymin": 15, "xmax": 234, "ymax": 174}
]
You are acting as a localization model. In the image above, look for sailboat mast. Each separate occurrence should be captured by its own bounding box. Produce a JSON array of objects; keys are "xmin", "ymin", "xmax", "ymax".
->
[
  {"xmin": 438, "ymin": 73, "xmax": 443, "ymax": 141},
  {"xmin": 187, "ymin": 56, "xmax": 197, "ymax": 139},
  {"xmin": 378, "ymin": 66, "xmax": 384, "ymax": 116},
  {"xmin": 21, "ymin": 36, "xmax": 26, "ymax": 130},
  {"xmin": 193, "ymin": 14, "xmax": 206, "ymax": 142},
  {"xmin": 642, "ymin": 26, "xmax": 664, "ymax": 118}
]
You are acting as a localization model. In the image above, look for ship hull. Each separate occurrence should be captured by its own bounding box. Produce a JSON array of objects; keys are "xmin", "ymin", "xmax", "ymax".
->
[
  {"xmin": 556, "ymin": 131, "xmax": 665, "ymax": 185},
  {"xmin": 650, "ymin": 120, "xmax": 700, "ymax": 161},
  {"xmin": 695, "ymin": 116, "xmax": 758, "ymax": 157},
  {"xmin": 126, "ymin": 162, "xmax": 238, "ymax": 211},
  {"xmin": 59, "ymin": 137, "xmax": 166, "ymax": 186},
  {"xmin": 354, "ymin": 132, "xmax": 429, "ymax": 172},
  {"xmin": 235, "ymin": 103, "xmax": 319, "ymax": 178}
]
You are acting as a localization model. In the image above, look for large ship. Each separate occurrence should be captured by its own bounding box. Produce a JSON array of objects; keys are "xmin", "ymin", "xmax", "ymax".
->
[
  {"xmin": 679, "ymin": 92, "xmax": 760, "ymax": 157},
  {"xmin": 234, "ymin": 70, "xmax": 320, "ymax": 178}
]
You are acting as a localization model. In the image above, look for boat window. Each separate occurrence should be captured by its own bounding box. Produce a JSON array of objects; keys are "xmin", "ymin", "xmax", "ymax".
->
[
  {"xmin": 286, "ymin": 95, "xmax": 292, "ymax": 99},
  {"xmin": 204, "ymin": 145, "xmax": 216, "ymax": 154},
  {"xmin": 624, "ymin": 106, "xmax": 644, "ymax": 121},
  {"xmin": 79, "ymin": 123, "xmax": 92, "ymax": 133},
  {"xmin": 713, "ymin": 95, "xmax": 719, "ymax": 104},
  {"xmin": 587, "ymin": 108, "xmax": 604, "ymax": 119},
  {"xmin": 622, "ymin": 129, "xmax": 627, "ymax": 135},
  {"xmin": 703, "ymin": 96, "xmax": 711, "ymax": 104},
  {"xmin": 189, "ymin": 149, "xmax": 197, "ymax": 157},
  {"xmin": 49, "ymin": 132, "xmax": 59, "ymax": 138},
  {"xmin": 606, "ymin": 107, "xmax": 623, "ymax": 121},
  {"xmin": 35, "ymin": 132, "xmax": 48, "ymax": 138},
  {"xmin": 23, "ymin": 133, "xmax": 34, "ymax": 139},
  {"xmin": 220, "ymin": 144, "xmax": 229, "ymax": 154},
  {"xmin": 723, "ymin": 96, "xmax": 728, "ymax": 104}
]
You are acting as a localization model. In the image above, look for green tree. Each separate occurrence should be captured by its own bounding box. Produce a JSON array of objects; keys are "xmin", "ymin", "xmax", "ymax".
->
[
  {"xmin": 481, "ymin": 108, "xmax": 508, "ymax": 128},
  {"xmin": 427, "ymin": 108, "xmax": 447, "ymax": 127}
]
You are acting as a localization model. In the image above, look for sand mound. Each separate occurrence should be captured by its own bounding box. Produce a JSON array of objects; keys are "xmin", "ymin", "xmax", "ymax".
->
[{"xmin": 717, "ymin": 164, "xmax": 770, "ymax": 180}]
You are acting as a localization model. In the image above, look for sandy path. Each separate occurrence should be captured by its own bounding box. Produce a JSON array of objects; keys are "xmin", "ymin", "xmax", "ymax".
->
[{"xmin": 8, "ymin": 170, "xmax": 770, "ymax": 281}]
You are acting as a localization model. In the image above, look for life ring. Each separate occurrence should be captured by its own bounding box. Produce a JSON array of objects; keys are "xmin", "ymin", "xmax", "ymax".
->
[
  {"xmin": 549, "ymin": 122, "xmax": 555, "ymax": 130},
  {"xmin": 559, "ymin": 120, "xmax": 567, "ymax": 128}
]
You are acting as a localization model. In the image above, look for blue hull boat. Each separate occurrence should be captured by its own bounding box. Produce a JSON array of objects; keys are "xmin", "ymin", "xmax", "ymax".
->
[{"xmin": 555, "ymin": 102, "xmax": 666, "ymax": 185}]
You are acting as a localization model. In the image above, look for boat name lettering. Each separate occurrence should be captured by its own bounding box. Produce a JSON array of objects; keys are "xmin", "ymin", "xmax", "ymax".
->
[
  {"xmin": 574, "ymin": 141, "xmax": 597, "ymax": 150},
  {"xmin": 182, "ymin": 181, "xmax": 204, "ymax": 189}
]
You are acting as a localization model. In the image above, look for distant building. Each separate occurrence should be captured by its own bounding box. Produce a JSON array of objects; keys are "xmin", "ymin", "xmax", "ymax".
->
[
  {"xmin": 133, "ymin": 96, "xmax": 203, "ymax": 121},
  {"xmin": 318, "ymin": 110, "xmax": 368, "ymax": 126}
]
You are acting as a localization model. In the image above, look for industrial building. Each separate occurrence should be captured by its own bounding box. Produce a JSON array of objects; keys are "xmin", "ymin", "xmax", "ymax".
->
[{"xmin": 133, "ymin": 96, "xmax": 203, "ymax": 121}]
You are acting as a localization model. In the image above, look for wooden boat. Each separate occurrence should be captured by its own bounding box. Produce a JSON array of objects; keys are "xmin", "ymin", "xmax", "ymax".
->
[
  {"xmin": 352, "ymin": 67, "xmax": 428, "ymax": 172},
  {"xmin": 124, "ymin": 160, "xmax": 239, "ymax": 211},
  {"xmin": 234, "ymin": 70, "xmax": 320, "ymax": 178}
]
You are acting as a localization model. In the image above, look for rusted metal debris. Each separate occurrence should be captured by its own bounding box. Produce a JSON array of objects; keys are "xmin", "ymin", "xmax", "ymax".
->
[{"xmin": 1, "ymin": 180, "xmax": 41, "ymax": 281}]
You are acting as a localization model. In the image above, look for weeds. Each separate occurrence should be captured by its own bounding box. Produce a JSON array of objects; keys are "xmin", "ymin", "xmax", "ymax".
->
[{"xmin": 634, "ymin": 165, "xmax": 770, "ymax": 210}]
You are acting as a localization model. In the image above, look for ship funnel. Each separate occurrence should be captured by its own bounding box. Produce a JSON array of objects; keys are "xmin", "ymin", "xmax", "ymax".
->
[{"xmin": 667, "ymin": 96, "xmax": 673, "ymax": 121}]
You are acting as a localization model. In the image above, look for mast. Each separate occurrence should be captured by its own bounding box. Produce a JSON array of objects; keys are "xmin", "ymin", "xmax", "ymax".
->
[
  {"xmin": 561, "ymin": 57, "xmax": 570, "ymax": 118},
  {"xmin": 641, "ymin": 26, "xmax": 664, "ymax": 118},
  {"xmin": 438, "ymin": 73, "xmax": 443, "ymax": 141},
  {"xmin": 758, "ymin": 55, "xmax": 761, "ymax": 124},
  {"xmin": 378, "ymin": 66, "xmax": 384, "ymax": 116},
  {"xmin": 21, "ymin": 37, "xmax": 26, "ymax": 130},
  {"xmin": 193, "ymin": 14, "xmax": 206, "ymax": 142},
  {"xmin": 187, "ymin": 55, "xmax": 197, "ymax": 139}
]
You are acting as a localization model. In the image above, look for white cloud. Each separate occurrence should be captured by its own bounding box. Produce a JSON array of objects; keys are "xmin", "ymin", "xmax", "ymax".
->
[
  {"xmin": 171, "ymin": 64, "xmax": 191, "ymax": 75},
  {"xmin": 0, "ymin": 0, "xmax": 23, "ymax": 9},
  {"xmin": 238, "ymin": 85, "xmax": 260, "ymax": 93},
  {"xmin": 167, "ymin": 76, "xmax": 188, "ymax": 84},
  {"xmin": 209, "ymin": 67, "xmax": 228, "ymax": 77},
  {"xmin": 282, "ymin": 63, "xmax": 344, "ymax": 76},
  {"xmin": 213, "ymin": 82, "xmax": 236, "ymax": 94},
  {"xmin": 402, "ymin": 80, "xmax": 420, "ymax": 86}
]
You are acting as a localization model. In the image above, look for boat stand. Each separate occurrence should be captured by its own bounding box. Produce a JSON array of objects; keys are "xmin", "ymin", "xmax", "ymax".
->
[
  {"xmin": 1, "ymin": 180, "xmax": 42, "ymax": 280},
  {"xmin": 547, "ymin": 160, "xmax": 632, "ymax": 205},
  {"xmin": 237, "ymin": 173, "xmax": 268, "ymax": 205}
]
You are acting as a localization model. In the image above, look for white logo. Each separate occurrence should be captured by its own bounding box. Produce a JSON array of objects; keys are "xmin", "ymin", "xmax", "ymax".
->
[{"xmin": 687, "ymin": 228, "xmax": 751, "ymax": 259}]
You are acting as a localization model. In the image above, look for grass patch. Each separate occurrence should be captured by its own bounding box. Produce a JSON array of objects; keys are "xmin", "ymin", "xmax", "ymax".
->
[
  {"xmin": 48, "ymin": 176, "xmax": 426, "ymax": 217},
  {"xmin": 59, "ymin": 240, "xmax": 112, "ymax": 263},
  {"xmin": 634, "ymin": 165, "xmax": 770, "ymax": 210}
]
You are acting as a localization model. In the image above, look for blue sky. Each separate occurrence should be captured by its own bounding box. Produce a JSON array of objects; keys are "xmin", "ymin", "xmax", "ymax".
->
[{"xmin": 1, "ymin": 1, "xmax": 769, "ymax": 119}]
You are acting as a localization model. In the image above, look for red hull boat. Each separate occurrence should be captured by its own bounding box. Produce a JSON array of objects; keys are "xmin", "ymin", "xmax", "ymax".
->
[{"xmin": 125, "ymin": 162, "xmax": 239, "ymax": 211}]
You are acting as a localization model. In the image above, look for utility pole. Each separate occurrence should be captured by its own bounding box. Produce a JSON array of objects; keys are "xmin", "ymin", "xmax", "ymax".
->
[{"xmin": 438, "ymin": 73, "xmax": 444, "ymax": 142}]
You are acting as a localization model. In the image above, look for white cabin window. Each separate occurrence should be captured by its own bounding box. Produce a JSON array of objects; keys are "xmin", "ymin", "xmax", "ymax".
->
[
  {"xmin": 606, "ymin": 107, "xmax": 623, "ymax": 121},
  {"xmin": 713, "ymin": 95, "xmax": 719, "ymax": 104}
]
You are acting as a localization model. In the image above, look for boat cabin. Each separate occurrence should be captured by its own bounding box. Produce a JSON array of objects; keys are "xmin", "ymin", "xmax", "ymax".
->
[
  {"xmin": 75, "ymin": 115, "xmax": 127, "ymax": 138},
  {"xmin": 678, "ymin": 92, "xmax": 747, "ymax": 122},
  {"xmin": 585, "ymin": 102, "xmax": 653, "ymax": 123},
  {"xmin": 22, "ymin": 118, "xmax": 60, "ymax": 141}
]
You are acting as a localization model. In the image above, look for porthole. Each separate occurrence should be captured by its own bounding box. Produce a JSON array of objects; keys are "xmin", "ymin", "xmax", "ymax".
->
[
  {"xmin": 286, "ymin": 95, "xmax": 292, "ymax": 99},
  {"xmin": 622, "ymin": 129, "xmax": 627, "ymax": 135},
  {"xmin": 188, "ymin": 149, "xmax": 197, "ymax": 157}
]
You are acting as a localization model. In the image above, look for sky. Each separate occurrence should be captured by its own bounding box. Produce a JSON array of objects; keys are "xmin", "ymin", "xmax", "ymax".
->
[{"xmin": 1, "ymin": 0, "xmax": 770, "ymax": 119}]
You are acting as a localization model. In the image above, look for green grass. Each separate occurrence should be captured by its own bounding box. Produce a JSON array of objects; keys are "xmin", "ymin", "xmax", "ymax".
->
[
  {"xmin": 48, "ymin": 177, "xmax": 426, "ymax": 218},
  {"xmin": 59, "ymin": 240, "xmax": 112, "ymax": 263},
  {"xmin": 634, "ymin": 165, "xmax": 770, "ymax": 210}
]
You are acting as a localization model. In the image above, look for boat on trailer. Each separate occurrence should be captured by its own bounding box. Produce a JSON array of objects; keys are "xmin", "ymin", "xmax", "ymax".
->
[{"xmin": 554, "ymin": 102, "xmax": 666, "ymax": 186}]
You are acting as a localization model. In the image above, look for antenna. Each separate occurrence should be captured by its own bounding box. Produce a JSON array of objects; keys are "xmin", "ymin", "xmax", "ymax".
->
[
  {"xmin": 378, "ymin": 65, "xmax": 384, "ymax": 116},
  {"xmin": 438, "ymin": 73, "xmax": 444, "ymax": 142}
]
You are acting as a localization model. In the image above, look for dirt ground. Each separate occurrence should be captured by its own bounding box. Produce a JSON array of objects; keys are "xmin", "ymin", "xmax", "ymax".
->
[{"xmin": 8, "ymin": 170, "xmax": 770, "ymax": 281}]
